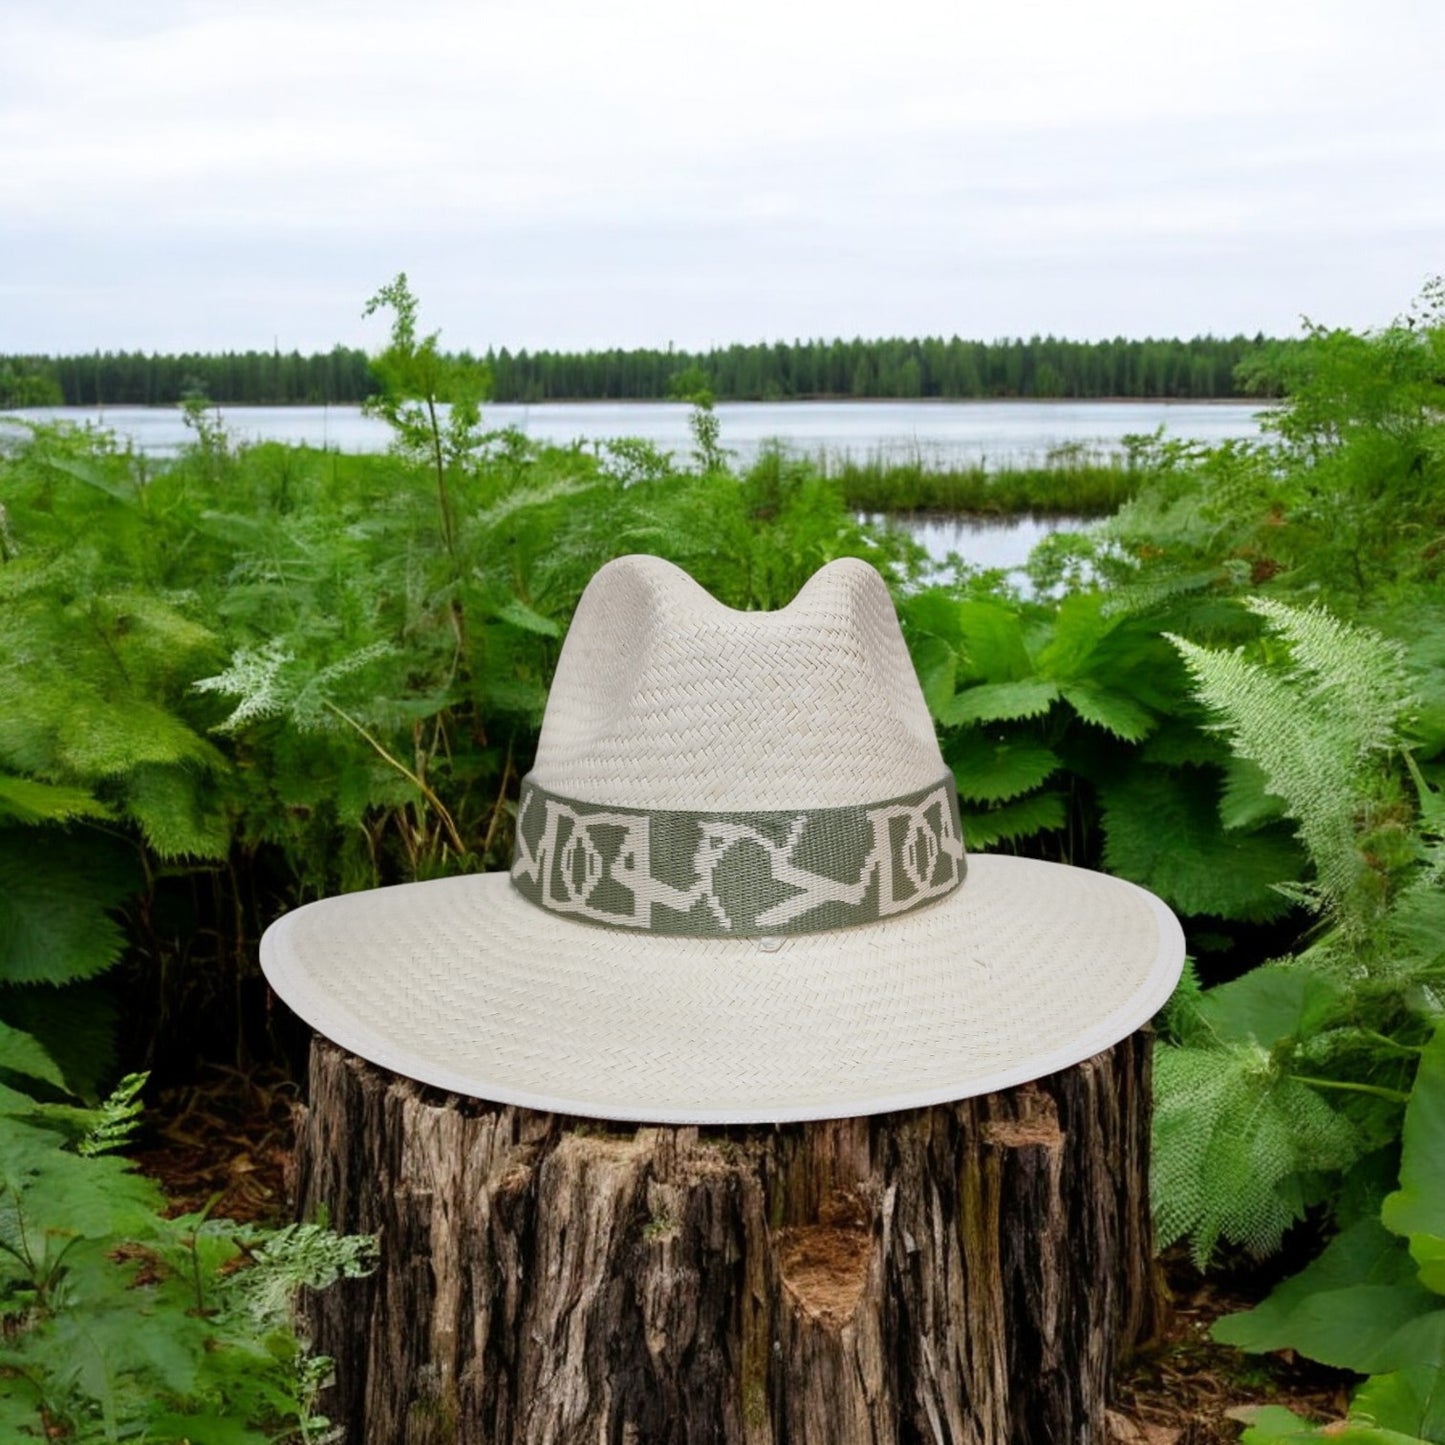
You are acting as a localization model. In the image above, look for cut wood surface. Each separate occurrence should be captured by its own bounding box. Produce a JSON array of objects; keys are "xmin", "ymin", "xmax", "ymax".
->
[{"xmin": 296, "ymin": 1032, "xmax": 1163, "ymax": 1445}]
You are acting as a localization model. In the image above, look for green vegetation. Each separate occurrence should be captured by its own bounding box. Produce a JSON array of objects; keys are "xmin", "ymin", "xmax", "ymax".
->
[
  {"xmin": 1, "ymin": 273, "xmax": 1442, "ymax": 1437},
  {"xmin": 1, "ymin": 347, "xmax": 377, "ymax": 409},
  {"xmin": 826, "ymin": 448, "xmax": 1139, "ymax": 515},
  {"xmin": 0, "ymin": 1071, "xmax": 374, "ymax": 1442},
  {"xmin": 3, "ymin": 331, "xmax": 1284, "ymax": 408}
]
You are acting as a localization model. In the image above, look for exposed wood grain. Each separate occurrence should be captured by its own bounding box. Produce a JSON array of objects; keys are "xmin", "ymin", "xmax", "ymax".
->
[{"xmin": 296, "ymin": 1031, "xmax": 1163, "ymax": 1444}]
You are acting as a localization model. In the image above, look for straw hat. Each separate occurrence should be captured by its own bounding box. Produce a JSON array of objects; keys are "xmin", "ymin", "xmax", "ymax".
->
[{"xmin": 260, "ymin": 554, "xmax": 1183, "ymax": 1123}]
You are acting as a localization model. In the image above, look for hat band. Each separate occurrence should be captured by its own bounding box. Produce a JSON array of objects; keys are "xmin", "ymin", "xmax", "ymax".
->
[{"xmin": 510, "ymin": 773, "xmax": 966, "ymax": 936}]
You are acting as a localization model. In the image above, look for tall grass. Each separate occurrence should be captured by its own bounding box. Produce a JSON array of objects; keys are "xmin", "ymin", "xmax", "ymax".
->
[{"xmin": 823, "ymin": 454, "xmax": 1138, "ymax": 516}]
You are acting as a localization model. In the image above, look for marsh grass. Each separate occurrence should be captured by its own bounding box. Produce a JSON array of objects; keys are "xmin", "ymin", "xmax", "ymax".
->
[{"xmin": 823, "ymin": 454, "xmax": 1138, "ymax": 516}]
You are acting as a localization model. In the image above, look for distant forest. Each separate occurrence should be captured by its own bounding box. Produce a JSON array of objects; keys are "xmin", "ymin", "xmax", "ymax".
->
[{"xmin": 0, "ymin": 333, "xmax": 1282, "ymax": 409}]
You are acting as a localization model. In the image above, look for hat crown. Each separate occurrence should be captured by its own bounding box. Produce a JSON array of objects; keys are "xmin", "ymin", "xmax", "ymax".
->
[{"xmin": 532, "ymin": 555, "xmax": 943, "ymax": 810}]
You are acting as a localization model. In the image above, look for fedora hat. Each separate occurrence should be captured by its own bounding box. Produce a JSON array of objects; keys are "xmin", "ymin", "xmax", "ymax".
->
[{"xmin": 260, "ymin": 554, "xmax": 1184, "ymax": 1123}]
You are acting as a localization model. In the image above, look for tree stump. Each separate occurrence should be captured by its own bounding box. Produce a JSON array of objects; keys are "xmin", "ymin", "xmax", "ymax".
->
[{"xmin": 294, "ymin": 1032, "xmax": 1163, "ymax": 1445}]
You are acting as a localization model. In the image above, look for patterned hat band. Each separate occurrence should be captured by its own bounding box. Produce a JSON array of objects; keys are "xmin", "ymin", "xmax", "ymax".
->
[{"xmin": 510, "ymin": 773, "xmax": 967, "ymax": 937}]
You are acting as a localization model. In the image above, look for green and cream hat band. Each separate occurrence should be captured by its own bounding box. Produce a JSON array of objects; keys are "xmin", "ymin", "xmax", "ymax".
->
[
  {"xmin": 259, "ymin": 554, "xmax": 1186, "ymax": 1124},
  {"xmin": 511, "ymin": 774, "xmax": 966, "ymax": 936}
]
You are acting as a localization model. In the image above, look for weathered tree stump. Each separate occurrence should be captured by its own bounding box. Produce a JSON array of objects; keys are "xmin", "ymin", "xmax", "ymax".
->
[{"xmin": 294, "ymin": 1032, "xmax": 1163, "ymax": 1445}]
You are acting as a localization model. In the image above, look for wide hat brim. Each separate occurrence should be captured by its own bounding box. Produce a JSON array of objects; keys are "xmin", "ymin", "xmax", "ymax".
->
[{"xmin": 260, "ymin": 852, "xmax": 1183, "ymax": 1124}]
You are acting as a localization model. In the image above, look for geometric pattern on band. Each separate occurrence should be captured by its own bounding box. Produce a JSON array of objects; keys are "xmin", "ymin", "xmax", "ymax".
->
[{"xmin": 510, "ymin": 773, "xmax": 966, "ymax": 936}]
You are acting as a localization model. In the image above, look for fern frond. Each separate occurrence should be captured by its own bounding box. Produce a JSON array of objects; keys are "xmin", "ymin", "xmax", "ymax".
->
[
  {"xmin": 193, "ymin": 638, "xmax": 294, "ymax": 732},
  {"xmin": 220, "ymin": 1221, "xmax": 378, "ymax": 1330},
  {"xmin": 1169, "ymin": 601, "xmax": 1413, "ymax": 935},
  {"xmin": 1154, "ymin": 1042, "xmax": 1362, "ymax": 1265},
  {"xmin": 77, "ymin": 1072, "xmax": 148, "ymax": 1156},
  {"xmin": 1247, "ymin": 597, "xmax": 1413, "ymax": 761},
  {"xmin": 195, "ymin": 639, "xmax": 393, "ymax": 735}
]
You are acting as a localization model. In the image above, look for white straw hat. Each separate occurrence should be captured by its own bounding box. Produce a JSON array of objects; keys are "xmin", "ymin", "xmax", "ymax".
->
[{"xmin": 261, "ymin": 554, "xmax": 1184, "ymax": 1123}]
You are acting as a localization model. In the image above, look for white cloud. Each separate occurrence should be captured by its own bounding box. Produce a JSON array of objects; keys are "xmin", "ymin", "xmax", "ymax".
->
[{"xmin": 2, "ymin": 0, "xmax": 1441, "ymax": 350}]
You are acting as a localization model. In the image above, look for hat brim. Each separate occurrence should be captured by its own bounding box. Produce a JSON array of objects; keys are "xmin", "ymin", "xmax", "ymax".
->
[{"xmin": 260, "ymin": 855, "xmax": 1184, "ymax": 1124}]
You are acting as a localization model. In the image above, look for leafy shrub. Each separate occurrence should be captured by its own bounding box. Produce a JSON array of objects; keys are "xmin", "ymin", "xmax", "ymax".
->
[{"xmin": 0, "ymin": 1072, "xmax": 374, "ymax": 1442}]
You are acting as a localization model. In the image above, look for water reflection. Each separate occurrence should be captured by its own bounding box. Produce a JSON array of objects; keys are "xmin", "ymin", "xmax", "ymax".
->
[{"xmin": 865, "ymin": 511, "xmax": 1093, "ymax": 579}]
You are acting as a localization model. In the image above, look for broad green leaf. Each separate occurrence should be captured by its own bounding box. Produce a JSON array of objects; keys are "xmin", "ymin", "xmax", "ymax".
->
[
  {"xmin": 1411, "ymin": 1236, "xmax": 1445, "ymax": 1298},
  {"xmin": 1195, "ymin": 964, "xmax": 1345, "ymax": 1049},
  {"xmin": 1383, "ymin": 1025, "xmax": 1445, "ymax": 1291},
  {"xmin": 491, "ymin": 595, "xmax": 563, "ymax": 638},
  {"xmin": 947, "ymin": 734, "xmax": 1061, "ymax": 804},
  {"xmin": 909, "ymin": 635, "xmax": 958, "ymax": 719},
  {"xmin": 1373, "ymin": 1310, "xmax": 1445, "ymax": 1379},
  {"xmin": 49, "ymin": 1281, "xmax": 209, "ymax": 1406},
  {"xmin": 147, "ymin": 1414, "xmax": 276, "ymax": 1445},
  {"xmin": 1237, "ymin": 1405, "xmax": 1326, "ymax": 1441},
  {"xmin": 1100, "ymin": 767, "xmax": 1304, "ymax": 920},
  {"xmin": 123, "ymin": 762, "xmax": 231, "ymax": 859},
  {"xmin": 0, "ymin": 775, "xmax": 108, "ymax": 826},
  {"xmin": 1059, "ymin": 681, "xmax": 1156, "ymax": 741},
  {"xmin": 0, "ymin": 1021, "xmax": 66, "ymax": 1090},
  {"xmin": 961, "ymin": 790, "xmax": 1065, "ymax": 849},
  {"xmin": 1384, "ymin": 1023, "xmax": 1445, "ymax": 1240},
  {"xmin": 1213, "ymin": 1217, "xmax": 1435, "ymax": 1372},
  {"xmin": 1353, "ymin": 1364, "xmax": 1445, "ymax": 1441},
  {"xmin": 0, "ymin": 1387, "xmax": 45, "ymax": 1438},
  {"xmin": 0, "ymin": 981, "xmax": 118, "ymax": 1099},
  {"xmin": 1219, "ymin": 755, "xmax": 1288, "ymax": 831},
  {"xmin": 0, "ymin": 829, "xmax": 138, "ymax": 985},
  {"xmin": 0, "ymin": 1116, "xmax": 163, "ymax": 1250},
  {"xmin": 899, "ymin": 588, "xmax": 965, "ymax": 645},
  {"xmin": 952, "ymin": 600, "xmax": 1033, "ymax": 682},
  {"xmin": 942, "ymin": 678, "xmax": 1059, "ymax": 726}
]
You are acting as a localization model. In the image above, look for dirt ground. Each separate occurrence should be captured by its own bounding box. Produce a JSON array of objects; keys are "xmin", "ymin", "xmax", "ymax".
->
[{"xmin": 135, "ymin": 1066, "xmax": 1352, "ymax": 1442}]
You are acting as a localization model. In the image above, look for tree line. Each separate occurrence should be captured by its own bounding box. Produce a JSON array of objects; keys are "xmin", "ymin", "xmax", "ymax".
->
[{"xmin": 1, "ymin": 333, "xmax": 1283, "ymax": 409}]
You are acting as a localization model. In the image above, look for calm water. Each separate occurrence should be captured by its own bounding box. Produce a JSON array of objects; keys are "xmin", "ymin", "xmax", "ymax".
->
[
  {"xmin": 4, "ymin": 398, "xmax": 1267, "ymax": 468},
  {"xmin": 4, "ymin": 398, "xmax": 1255, "ymax": 583},
  {"xmin": 867, "ymin": 511, "xmax": 1091, "ymax": 579}
]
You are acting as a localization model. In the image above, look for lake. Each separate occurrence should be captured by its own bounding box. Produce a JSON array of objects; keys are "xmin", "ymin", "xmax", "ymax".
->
[
  {"xmin": 3, "ymin": 398, "xmax": 1260, "ymax": 583},
  {"xmin": 866, "ymin": 510, "xmax": 1093, "ymax": 579},
  {"xmin": 5, "ymin": 397, "xmax": 1268, "ymax": 469}
]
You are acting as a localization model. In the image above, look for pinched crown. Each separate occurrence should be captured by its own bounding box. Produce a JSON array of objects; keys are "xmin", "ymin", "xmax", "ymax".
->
[{"xmin": 532, "ymin": 555, "xmax": 945, "ymax": 810}]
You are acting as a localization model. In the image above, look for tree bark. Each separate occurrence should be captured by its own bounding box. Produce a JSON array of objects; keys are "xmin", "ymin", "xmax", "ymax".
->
[{"xmin": 294, "ymin": 1032, "xmax": 1164, "ymax": 1445}]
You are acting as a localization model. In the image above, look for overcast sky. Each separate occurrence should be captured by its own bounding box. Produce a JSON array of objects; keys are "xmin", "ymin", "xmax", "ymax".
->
[{"xmin": 3, "ymin": 0, "xmax": 1441, "ymax": 355}]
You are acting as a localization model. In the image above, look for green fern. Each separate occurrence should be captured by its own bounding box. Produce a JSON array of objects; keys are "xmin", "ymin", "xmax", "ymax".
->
[
  {"xmin": 1154, "ymin": 1041, "xmax": 1361, "ymax": 1265},
  {"xmin": 76, "ymin": 1073, "xmax": 148, "ymax": 1157},
  {"xmin": 1170, "ymin": 600, "xmax": 1415, "ymax": 937}
]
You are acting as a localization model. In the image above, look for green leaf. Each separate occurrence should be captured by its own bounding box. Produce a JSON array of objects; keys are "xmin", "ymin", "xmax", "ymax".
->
[
  {"xmin": 899, "ymin": 589, "xmax": 966, "ymax": 645},
  {"xmin": 952, "ymin": 600, "xmax": 1033, "ymax": 682},
  {"xmin": 1353, "ymin": 1364, "xmax": 1445, "ymax": 1442},
  {"xmin": 123, "ymin": 762, "xmax": 230, "ymax": 859},
  {"xmin": 941, "ymin": 678, "xmax": 1059, "ymax": 726},
  {"xmin": 1155, "ymin": 1044, "xmax": 1362, "ymax": 1264},
  {"xmin": 1059, "ymin": 681, "xmax": 1156, "ymax": 741},
  {"xmin": 948, "ymin": 733, "xmax": 1060, "ymax": 804},
  {"xmin": 0, "ymin": 982, "xmax": 117, "ymax": 1099},
  {"xmin": 910, "ymin": 635, "xmax": 958, "ymax": 719},
  {"xmin": 1195, "ymin": 964, "xmax": 1345, "ymax": 1049},
  {"xmin": 1237, "ymin": 1404, "xmax": 1325, "ymax": 1441},
  {"xmin": 0, "ymin": 1114, "xmax": 163, "ymax": 1249},
  {"xmin": 147, "ymin": 1414, "xmax": 276, "ymax": 1445},
  {"xmin": 1212, "ymin": 1217, "xmax": 1435, "ymax": 1371},
  {"xmin": 1383, "ymin": 1024, "xmax": 1445, "ymax": 1291},
  {"xmin": 1100, "ymin": 766, "xmax": 1305, "ymax": 920},
  {"xmin": 0, "ymin": 1021, "xmax": 66, "ymax": 1090},
  {"xmin": 490, "ymin": 595, "xmax": 563, "ymax": 638},
  {"xmin": 0, "ymin": 828, "xmax": 139, "ymax": 985},
  {"xmin": 1219, "ymin": 756, "xmax": 1288, "ymax": 831},
  {"xmin": 0, "ymin": 775, "xmax": 108, "ymax": 826},
  {"xmin": 961, "ymin": 790, "xmax": 1065, "ymax": 849}
]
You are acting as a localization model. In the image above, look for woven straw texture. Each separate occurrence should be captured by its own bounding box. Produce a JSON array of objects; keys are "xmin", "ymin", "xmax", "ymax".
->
[
  {"xmin": 259, "ymin": 554, "xmax": 1185, "ymax": 1123},
  {"xmin": 262, "ymin": 858, "xmax": 1181, "ymax": 1123}
]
